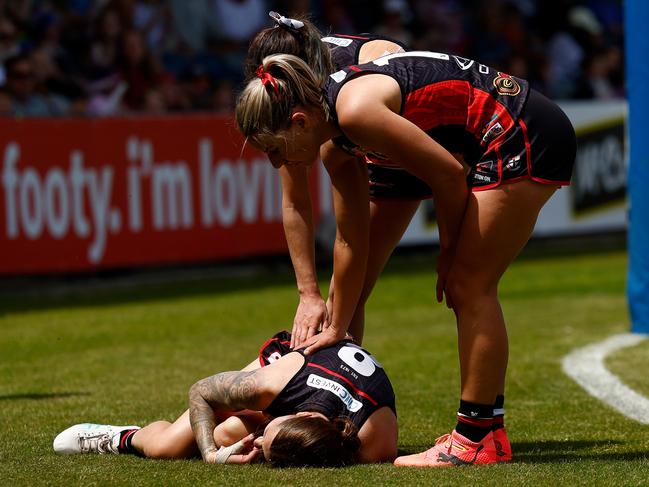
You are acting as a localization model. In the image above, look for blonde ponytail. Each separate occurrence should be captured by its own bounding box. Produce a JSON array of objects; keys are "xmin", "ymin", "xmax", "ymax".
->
[{"xmin": 235, "ymin": 54, "xmax": 329, "ymax": 143}]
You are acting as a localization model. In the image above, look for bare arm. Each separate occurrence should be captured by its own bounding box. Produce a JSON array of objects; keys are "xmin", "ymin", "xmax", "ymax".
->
[
  {"xmin": 188, "ymin": 352, "xmax": 304, "ymax": 463},
  {"xmin": 189, "ymin": 370, "xmax": 269, "ymax": 462},
  {"xmin": 279, "ymin": 165, "xmax": 328, "ymax": 348},
  {"xmin": 288, "ymin": 39, "xmax": 407, "ymax": 350},
  {"xmin": 304, "ymin": 142, "xmax": 370, "ymax": 354}
]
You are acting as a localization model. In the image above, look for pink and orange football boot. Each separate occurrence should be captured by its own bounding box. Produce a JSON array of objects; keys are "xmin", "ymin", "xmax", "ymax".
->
[
  {"xmin": 493, "ymin": 427, "xmax": 512, "ymax": 462},
  {"xmin": 394, "ymin": 429, "xmax": 499, "ymax": 468}
]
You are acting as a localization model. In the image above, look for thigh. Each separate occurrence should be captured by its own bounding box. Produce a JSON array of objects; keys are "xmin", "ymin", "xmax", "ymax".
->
[
  {"xmin": 450, "ymin": 180, "xmax": 557, "ymax": 290},
  {"xmin": 364, "ymin": 198, "xmax": 420, "ymax": 292}
]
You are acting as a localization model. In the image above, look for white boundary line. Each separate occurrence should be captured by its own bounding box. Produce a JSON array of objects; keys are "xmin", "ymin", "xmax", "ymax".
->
[{"xmin": 562, "ymin": 333, "xmax": 649, "ymax": 424}]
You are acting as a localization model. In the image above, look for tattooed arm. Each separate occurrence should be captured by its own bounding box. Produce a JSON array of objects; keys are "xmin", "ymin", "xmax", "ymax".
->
[
  {"xmin": 189, "ymin": 351, "xmax": 305, "ymax": 463},
  {"xmin": 189, "ymin": 370, "xmax": 268, "ymax": 463}
]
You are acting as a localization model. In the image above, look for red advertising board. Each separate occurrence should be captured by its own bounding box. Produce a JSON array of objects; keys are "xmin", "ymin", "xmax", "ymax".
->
[{"xmin": 0, "ymin": 116, "xmax": 322, "ymax": 275}]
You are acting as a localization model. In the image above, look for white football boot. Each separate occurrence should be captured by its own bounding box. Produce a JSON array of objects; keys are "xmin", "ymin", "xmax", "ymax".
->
[{"xmin": 53, "ymin": 423, "xmax": 140, "ymax": 455}]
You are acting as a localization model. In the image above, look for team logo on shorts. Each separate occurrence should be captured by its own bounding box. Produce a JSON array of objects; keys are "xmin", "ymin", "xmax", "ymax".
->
[
  {"xmin": 493, "ymin": 72, "xmax": 521, "ymax": 96},
  {"xmin": 505, "ymin": 155, "xmax": 522, "ymax": 172},
  {"xmin": 476, "ymin": 160, "xmax": 497, "ymax": 173}
]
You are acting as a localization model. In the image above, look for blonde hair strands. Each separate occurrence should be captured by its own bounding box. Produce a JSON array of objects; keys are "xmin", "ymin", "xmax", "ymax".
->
[{"xmin": 235, "ymin": 54, "xmax": 329, "ymax": 143}]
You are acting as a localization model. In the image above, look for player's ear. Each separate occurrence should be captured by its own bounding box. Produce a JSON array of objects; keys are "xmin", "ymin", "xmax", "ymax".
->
[{"xmin": 290, "ymin": 111, "xmax": 308, "ymax": 130}]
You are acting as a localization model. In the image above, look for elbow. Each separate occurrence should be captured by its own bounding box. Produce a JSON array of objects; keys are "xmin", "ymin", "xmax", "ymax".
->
[{"xmin": 188, "ymin": 380, "xmax": 204, "ymax": 404}]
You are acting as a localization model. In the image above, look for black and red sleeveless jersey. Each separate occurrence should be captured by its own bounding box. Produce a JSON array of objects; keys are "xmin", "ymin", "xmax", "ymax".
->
[
  {"xmin": 258, "ymin": 331, "xmax": 396, "ymax": 429},
  {"xmin": 323, "ymin": 51, "xmax": 530, "ymax": 168},
  {"xmin": 321, "ymin": 33, "xmax": 408, "ymax": 71}
]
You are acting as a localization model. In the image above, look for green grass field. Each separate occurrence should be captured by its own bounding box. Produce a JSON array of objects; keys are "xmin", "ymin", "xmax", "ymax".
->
[{"xmin": 1, "ymin": 246, "xmax": 648, "ymax": 486}]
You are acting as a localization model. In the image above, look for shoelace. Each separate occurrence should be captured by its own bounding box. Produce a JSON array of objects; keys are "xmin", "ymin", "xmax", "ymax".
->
[
  {"xmin": 434, "ymin": 433, "xmax": 452, "ymax": 447},
  {"xmin": 420, "ymin": 434, "xmax": 452, "ymax": 459},
  {"xmin": 79, "ymin": 433, "xmax": 114, "ymax": 454}
]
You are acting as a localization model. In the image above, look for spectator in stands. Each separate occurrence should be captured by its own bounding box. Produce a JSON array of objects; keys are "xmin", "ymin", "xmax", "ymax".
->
[
  {"xmin": 1, "ymin": 0, "xmax": 32, "ymax": 26},
  {"xmin": 212, "ymin": 0, "xmax": 268, "ymax": 44},
  {"xmin": 117, "ymin": 29, "xmax": 163, "ymax": 111},
  {"xmin": 183, "ymin": 65, "xmax": 215, "ymax": 111},
  {"xmin": 575, "ymin": 45, "xmax": 624, "ymax": 100},
  {"xmin": 86, "ymin": 73, "xmax": 127, "ymax": 116},
  {"xmin": 211, "ymin": 78, "xmax": 235, "ymax": 114},
  {"xmin": 320, "ymin": 0, "xmax": 356, "ymax": 33},
  {"xmin": 545, "ymin": 5, "xmax": 604, "ymax": 99},
  {"xmin": 0, "ymin": 87, "xmax": 12, "ymax": 115},
  {"xmin": 409, "ymin": 0, "xmax": 469, "ymax": 54},
  {"xmin": 0, "ymin": 16, "xmax": 20, "ymax": 82},
  {"xmin": 206, "ymin": 0, "xmax": 269, "ymax": 83},
  {"xmin": 167, "ymin": 0, "xmax": 217, "ymax": 53},
  {"xmin": 3, "ymin": 53, "xmax": 69, "ymax": 116},
  {"xmin": 30, "ymin": 10, "xmax": 87, "ymax": 105},
  {"xmin": 158, "ymin": 72, "xmax": 191, "ymax": 112},
  {"xmin": 143, "ymin": 87, "xmax": 167, "ymax": 114},
  {"xmin": 374, "ymin": 0, "xmax": 413, "ymax": 47},
  {"xmin": 0, "ymin": 0, "xmax": 629, "ymax": 117},
  {"xmin": 88, "ymin": 6, "xmax": 123, "ymax": 79},
  {"xmin": 470, "ymin": 1, "xmax": 514, "ymax": 68},
  {"xmin": 132, "ymin": 0, "xmax": 172, "ymax": 55}
]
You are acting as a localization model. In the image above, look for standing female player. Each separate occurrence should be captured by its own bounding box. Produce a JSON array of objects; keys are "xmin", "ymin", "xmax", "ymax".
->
[
  {"xmin": 246, "ymin": 13, "xmax": 430, "ymax": 348},
  {"xmin": 53, "ymin": 331, "xmax": 397, "ymax": 466},
  {"xmin": 235, "ymin": 51, "xmax": 576, "ymax": 466}
]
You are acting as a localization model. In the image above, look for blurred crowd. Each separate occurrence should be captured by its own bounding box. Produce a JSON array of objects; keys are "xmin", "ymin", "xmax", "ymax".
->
[{"xmin": 0, "ymin": 0, "xmax": 624, "ymax": 118}]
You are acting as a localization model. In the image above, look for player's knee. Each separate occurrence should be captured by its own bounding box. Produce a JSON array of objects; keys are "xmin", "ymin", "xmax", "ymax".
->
[
  {"xmin": 445, "ymin": 268, "xmax": 470, "ymax": 308},
  {"xmin": 446, "ymin": 268, "xmax": 497, "ymax": 310},
  {"xmin": 213, "ymin": 416, "xmax": 248, "ymax": 447}
]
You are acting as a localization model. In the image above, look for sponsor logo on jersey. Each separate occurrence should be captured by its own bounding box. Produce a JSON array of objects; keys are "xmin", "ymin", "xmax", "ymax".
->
[
  {"xmin": 321, "ymin": 36, "xmax": 354, "ymax": 47},
  {"xmin": 453, "ymin": 56, "xmax": 475, "ymax": 70},
  {"xmin": 330, "ymin": 70, "xmax": 348, "ymax": 83},
  {"xmin": 306, "ymin": 374, "xmax": 363, "ymax": 412},
  {"xmin": 493, "ymin": 72, "xmax": 521, "ymax": 96}
]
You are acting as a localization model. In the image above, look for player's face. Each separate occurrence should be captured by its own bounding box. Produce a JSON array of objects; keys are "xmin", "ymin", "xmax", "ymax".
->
[
  {"xmin": 254, "ymin": 111, "xmax": 322, "ymax": 169},
  {"xmin": 254, "ymin": 411, "xmax": 328, "ymax": 461},
  {"xmin": 254, "ymin": 415, "xmax": 293, "ymax": 460}
]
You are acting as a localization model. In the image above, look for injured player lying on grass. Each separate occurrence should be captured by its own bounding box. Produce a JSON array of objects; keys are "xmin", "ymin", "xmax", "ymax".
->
[{"xmin": 53, "ymin": 331, "xmax": 398, "ymax": 467}]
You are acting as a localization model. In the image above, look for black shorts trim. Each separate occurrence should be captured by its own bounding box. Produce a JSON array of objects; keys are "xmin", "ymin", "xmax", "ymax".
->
[{"xmin": 469, "ymin": 89, "xmax": 576, "ymax": 191}]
